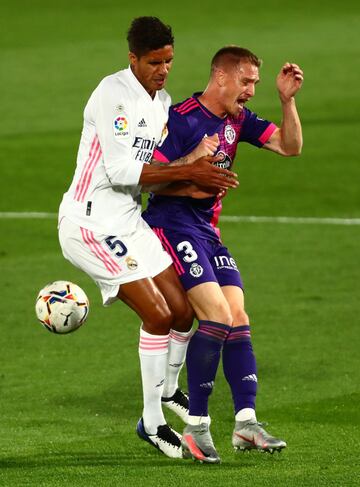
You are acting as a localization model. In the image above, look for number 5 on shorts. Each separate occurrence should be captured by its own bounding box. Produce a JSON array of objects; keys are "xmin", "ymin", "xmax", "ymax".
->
[{"xmin": 105, "ymin": 236, "xmax": 128, "ymax": 258}]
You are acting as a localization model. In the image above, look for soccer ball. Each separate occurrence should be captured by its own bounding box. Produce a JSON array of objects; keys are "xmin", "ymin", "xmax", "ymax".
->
[{"xmin": 35, "ymin": 281, "xmax": 89, "ymax": 334}]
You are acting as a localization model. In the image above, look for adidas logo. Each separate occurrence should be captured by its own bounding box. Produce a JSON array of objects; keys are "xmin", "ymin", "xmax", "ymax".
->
[
  {"xmin": 200, "ymin": 381, "xmax": 214, "ymax": 389},
  {"xmin": 241, "ymin": 374, "xmax": 258, "ymax": 382},
  {"xmin": 138, "ymin": 118, "xmax": 147, "ymax": 127}
]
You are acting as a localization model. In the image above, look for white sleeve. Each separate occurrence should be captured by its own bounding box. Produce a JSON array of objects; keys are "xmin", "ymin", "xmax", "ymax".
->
[{"xmin": 94, "ymin": 80, "xmax": 144, "ymax": 186}]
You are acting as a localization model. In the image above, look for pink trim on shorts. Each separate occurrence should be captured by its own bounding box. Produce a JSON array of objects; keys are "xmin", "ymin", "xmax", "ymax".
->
[
  {"xmin": 258, "ymin": 123, "xmax": 277, "ymax": 145},
  {"xmin": 80, "ymin": 227, "xmax": 121, "ymax": 275},
  {"xmin": 210, "ymin": 197, "xmax": 222, "ymax": 238},
  {"xmin": 74, "ymin": 135, "xmax": 102, "ymax": 202},
  {"xmin": 152, "ymin": 227, "xmax": 185, "ymax": 276}
]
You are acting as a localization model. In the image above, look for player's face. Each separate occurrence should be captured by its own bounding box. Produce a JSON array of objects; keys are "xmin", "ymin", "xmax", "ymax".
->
[
  {"xmin": 222, "ymin": 62, "xmax": 259, "ymax": 116},
  {"xmin": 129, "ymin": 45, "xmax": 174, "ymax": 98}
]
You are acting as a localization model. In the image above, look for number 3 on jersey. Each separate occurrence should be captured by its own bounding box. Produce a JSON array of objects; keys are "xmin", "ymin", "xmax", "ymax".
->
[
  {"xmin": 105, "ymin": 236, "xmax": 128, "ymax": 257},
  {"xmin": 176, "ymin": 240, "xmax": 198, "ymax": 263}
]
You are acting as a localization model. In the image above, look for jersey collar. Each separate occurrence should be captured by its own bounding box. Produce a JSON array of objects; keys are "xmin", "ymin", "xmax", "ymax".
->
[{"xmin": 192, "ymin": 92, "xmax": 224, "ymax": 121}]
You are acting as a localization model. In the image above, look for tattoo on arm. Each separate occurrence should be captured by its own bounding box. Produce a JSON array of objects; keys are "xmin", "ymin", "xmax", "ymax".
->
[{"xmin": 150, "ymin": 156, "xmax": 190, "ymax": 167}]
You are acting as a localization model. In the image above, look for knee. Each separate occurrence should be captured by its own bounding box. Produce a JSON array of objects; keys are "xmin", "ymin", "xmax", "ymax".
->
[
  {"xmin": 203, "ymin": 300, "xmax": 233, "ymax": 326},
  {"xmin": 171, "ymin": 300, "xmax": 194, "ymax": 332},
  {"xmin": 231, "ymin": 308, "xmax": 249, "ymax": 326},
  {"xmin": 143, "ymin": 302, "xmax": 174, "ymax": 334}
]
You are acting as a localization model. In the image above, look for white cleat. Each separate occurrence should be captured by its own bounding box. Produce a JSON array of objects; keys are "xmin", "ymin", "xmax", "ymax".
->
[
  {"xmin": 136, "ymin": 417, "xmax": 182, "ymax": 458},
  {"xmin": 162, "ymin": 389, "xmax": 189, "ymax": 423}
]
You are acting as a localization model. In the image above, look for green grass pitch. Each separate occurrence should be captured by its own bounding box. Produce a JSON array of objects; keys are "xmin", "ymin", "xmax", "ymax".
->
[{"xmin": 1, "ymin": 1, "xmax": 360, "ymax": 486}]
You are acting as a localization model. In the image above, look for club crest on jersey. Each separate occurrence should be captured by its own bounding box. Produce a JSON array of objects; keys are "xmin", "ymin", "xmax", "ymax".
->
[
  {"xmin": 214, "ymin": 151, "xmax": 232, "ymax": 169},
  {"xmin": 189, "ymin": 263, "xmax": 203, "ymax": 278},
  {"xmin": 114, "ymin": 116, "xmax": 129, "ymax": 138},
  {"xmin": 126, "ymin": 256, "xmax": 138, "ymax": 270},
  {"xmin": 224, "ymin": 124, "xmax": 236, "ymax": 144}
]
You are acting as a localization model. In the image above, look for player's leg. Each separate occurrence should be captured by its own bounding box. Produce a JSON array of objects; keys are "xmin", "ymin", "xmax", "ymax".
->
[
  {"xmin": 221, "ymin": 286, "xmax": 257, "ymax": 420},
  {"xmin": 135, "ymin": 222, "xmax": 194, "ymax": 422},
  {"xmin": 152, "ymin": 229, "xmax": 232, "ymax": 462},
  {"xmin": 209, "ymin": 244, "xmax": 256, "ymax": 419},
  {"xmin": 152, "ymin": 266, "xmax": 194, "ymax": 422},
  {"xmin": 117, "ymin": 277, "xmax": 184, "ymax": 458},
  {"xmin": 182, "ymin": 281, "xmax": 232, "ymax": 463},
  {"xmin": 59, "ymin": 217, "xmax": 182, "ymax": 458},
  {"xmin": 185, "ymin": 281, "xmax": 232, "ymax": 418},
  {"xmin": 118, "ymin": 221, "xmax": 193, "ymax": 457},
  {"xmin": 154, "ymin": 228, "xmax": 233, "ymax": 419},
  {"xmin": 222, "ymin": 285, "xmax": 286, "ymax": 453}
]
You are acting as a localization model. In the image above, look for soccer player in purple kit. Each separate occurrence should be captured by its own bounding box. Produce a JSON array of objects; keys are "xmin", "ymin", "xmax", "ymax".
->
[{"xmin": 142, "ymin": 46, "xmax": 303, "ymax": 463}]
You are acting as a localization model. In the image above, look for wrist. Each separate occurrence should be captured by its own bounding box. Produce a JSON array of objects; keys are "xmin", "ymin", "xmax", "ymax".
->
[{"xmin": 279, "ymin": 94, "xmax": 295, "ymax": 105}]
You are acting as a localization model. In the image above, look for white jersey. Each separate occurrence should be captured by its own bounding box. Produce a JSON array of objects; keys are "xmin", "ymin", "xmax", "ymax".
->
[{"xmin": 59, "ymin": 67, "xmax": 171, "ymax": 235}]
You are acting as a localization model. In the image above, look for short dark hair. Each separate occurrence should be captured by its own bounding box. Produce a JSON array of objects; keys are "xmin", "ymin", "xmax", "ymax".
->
[
  {"xmin": 211, "ymin": 46, "xmax": 261, "ymax": 74},
  {"xmin": 127, "ymin": 17, "xmax": 174, "ymax": 58}
]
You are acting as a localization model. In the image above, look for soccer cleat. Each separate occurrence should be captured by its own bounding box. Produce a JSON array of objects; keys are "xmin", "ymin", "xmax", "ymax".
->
[
  {"xmin": 136, "ymin": 418, "xmax": 182, "ymax": 458},
  {"xmin": 182, "ymin": 423, "xmax": 221, "ymax": 464},
  {"xmin": 232, "ymin": 420, "xmax": 287, "ymax": 453},
  {"xmin": 162, "ymin": 389, "xmax": 189, "ymax": 423}
]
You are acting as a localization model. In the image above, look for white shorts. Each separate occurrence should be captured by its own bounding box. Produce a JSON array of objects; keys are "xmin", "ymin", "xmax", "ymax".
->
[{"xmin": 58, "ymin": 216, "xmax": 172, "ymax": 305}]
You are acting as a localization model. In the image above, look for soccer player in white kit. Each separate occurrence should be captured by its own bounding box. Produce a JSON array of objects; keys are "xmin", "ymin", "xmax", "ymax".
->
[{"xmin": 58, "ymin": 17, "xmax": 238, "ymax": 458}]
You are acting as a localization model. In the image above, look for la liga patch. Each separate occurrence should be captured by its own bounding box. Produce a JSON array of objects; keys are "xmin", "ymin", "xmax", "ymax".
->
[{"xmin": 114, "ymin": 116, "xmax": 129, "ymax": 138}]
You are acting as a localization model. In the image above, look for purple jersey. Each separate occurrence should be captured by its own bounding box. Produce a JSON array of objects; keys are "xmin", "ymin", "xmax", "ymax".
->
[{"xmin": 142, "ymin": 93, "xmax": 277, "ymax": 241}]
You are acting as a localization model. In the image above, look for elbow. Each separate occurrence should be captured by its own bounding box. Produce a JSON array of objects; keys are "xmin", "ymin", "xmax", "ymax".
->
[
  {"xmin": 281, "ymin": 143, "xmax": 303, "ymax": 157},
  {"xmin": 286, "ymin": 148, "xmax": 302, "ymax": 157}
]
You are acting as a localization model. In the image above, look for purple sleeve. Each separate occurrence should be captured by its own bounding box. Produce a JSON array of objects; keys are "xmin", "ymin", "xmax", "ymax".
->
[
  {"xmin": 153, "ymin": 108, "xmax": 187, "ymax": 163},
  {"xmin": 239, "ymin": 108, "xmax": 277, "ymax": 147}
]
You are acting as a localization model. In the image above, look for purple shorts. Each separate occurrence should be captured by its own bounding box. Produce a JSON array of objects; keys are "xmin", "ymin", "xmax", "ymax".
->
[{"xmin": 152, "ymin": 227, "xmax": 243, "ymax": 291}]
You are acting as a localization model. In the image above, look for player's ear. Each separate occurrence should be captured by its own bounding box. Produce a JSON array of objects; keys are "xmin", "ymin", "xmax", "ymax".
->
[
  {"xmin": 215, "ymin": 68, "xmax": 226, "ymax": 87},
  {"xmin": 128, "ymin": 51, "xmax": 137, "ymax": 66}
]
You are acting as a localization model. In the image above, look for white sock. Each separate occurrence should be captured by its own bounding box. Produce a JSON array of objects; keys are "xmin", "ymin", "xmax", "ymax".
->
[
  {"xmin": 235, "ymin": 408, "xmax": 257, "ymax": 422},
  {"xmin": 188, "ymin": 415, "xmax": 211, "ymax": 426},
  {"xmin": 163, "ymin": 328, "xmax": 193, "ymax": 398},
  {"xmin": 139, "ymin": 328, "xmax": 169, "ymax": 435}
]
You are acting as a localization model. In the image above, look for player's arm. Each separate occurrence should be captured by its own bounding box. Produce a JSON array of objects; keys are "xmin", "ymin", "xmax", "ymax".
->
[
  {"xmin": 140, "ymin": 152, "xmax": 193, "ymax": 193},
  {"xmin": 263, "ymin": 63, "xmax": 303, "ymax": 156},
  {"xmin": 139, "ymin": 155, "xmax": 238, "ymax": 191},
  {"xmin": 141, "ymin": 133, "xmax": 220, "ymax": 192},
  {"xmin": 169, "ymin": 133, "xmax": 219, "ymax": 163}
]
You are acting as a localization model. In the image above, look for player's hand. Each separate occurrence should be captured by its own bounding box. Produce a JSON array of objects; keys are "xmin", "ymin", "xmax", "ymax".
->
[
  {"xmin": 277, "ymin": 63, "xmax": 303, "ymax": 103},
  {"xmin": 189, "ymin": 155, "xmax": 238, "ymax": 190},
  {"xmin": 217, "ymin": 188, "xmax": 228, "ymax": 198},
  {"xmin": 188, "ymin": 133, "xmax": 220, "ymax": 161}
]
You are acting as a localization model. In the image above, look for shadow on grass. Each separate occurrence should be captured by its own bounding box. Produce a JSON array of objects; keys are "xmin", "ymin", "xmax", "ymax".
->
[{"xmin": 0, "ymin": 451, "xmax": 269, "ymax": 470}]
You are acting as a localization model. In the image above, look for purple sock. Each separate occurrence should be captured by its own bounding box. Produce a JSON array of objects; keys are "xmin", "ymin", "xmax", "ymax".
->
[
  {"xmin": 186, "ymin": 320, "xmax": 231, "ymax": 416},
  {"xmin": 222, "ymin": 325, "xmax": 257, "ymax": 414}
]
